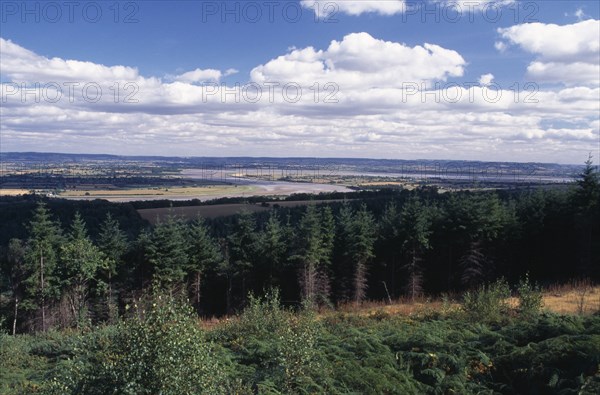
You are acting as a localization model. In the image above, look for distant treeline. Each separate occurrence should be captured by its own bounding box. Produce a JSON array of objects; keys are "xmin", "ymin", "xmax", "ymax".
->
[{"xmin": 0, "ymin": 160, "xmax": 598, "ymax": 333}]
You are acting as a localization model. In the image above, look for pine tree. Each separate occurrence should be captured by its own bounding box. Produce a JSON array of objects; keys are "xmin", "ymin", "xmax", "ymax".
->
[
  {"xmin": 459, "ymin": 240, "xmax": 486, "ymax": 289},
  {"xmin": 23, "ymin": 202, "xmax": 63, "ymax": 332},
  {"xmin": 379, "ymin": 201, "xmax": 401, "ymax": 298},
  {"xmin": 224, "ymin": 210, "xmax": 259, "ymax": 308},
  {"xmin": 573, "ymin": 155, "xmax": 600, "ymax": 276},
  {"xmin": 400, "ymin": 197, "xmax": 432, "ymax": 301},
  {"xmin": 6, "ymin": 238, "xmax": 26, "ymax": 334},
  {"xmin": 60, "ymin": 212, "xmax": 106, "ymax": 328},
  {"xmin": 348, "ymin": 204, "xmax": 376, "ymax": 305},
  {"xmin": 97, "ymin": 212, "xmax": 128, "ymax": 321},
  {"xmin": 257, "ymin": 211, "xmax": 286, "ymax": 290},
  {"xmin": 186, "ymin": 217, "xmax": 221, "ymax": 312},
  {"xmin": 334, "ymin": 202, "xmax": 356, "ymax": 303},
  {"xmin": 147, "ymin": 215, "xmax": 189, "ymax": 292},
  {"xmin": 290, "ymin": 205, "xmax": 330, "ymax": 307},
  {"xmin": 446, "ymin": 193, "xmax": 507, "ymax": 288},
  {"xmin": 574, "ymin": 154, "xmax": 600, "ymax": 214}
]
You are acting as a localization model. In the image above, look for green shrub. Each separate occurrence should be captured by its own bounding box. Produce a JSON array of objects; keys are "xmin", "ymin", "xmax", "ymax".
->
[
  {"xmin": 211, "ymin": 290, "xmax": 324, "ymax": 394},
  {"xmin": 462, "ymin": 278, "xmax": 511, "ymax": 324},
  {"xmin": 516, "ymin": 273, "xmax": 544, "ymax": 318},
  {"xmin": 40, "ymin": 295, "xmax": 235, "ymax": 395}
]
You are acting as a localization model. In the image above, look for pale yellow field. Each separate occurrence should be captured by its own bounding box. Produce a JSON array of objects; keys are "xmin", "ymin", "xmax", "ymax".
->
[
  {"xmin": 58, "ymin": 185, "xmax": 257, "ymax": 198},
  {"xmin": 335, "ymin": 285, "xmax": 600, "ymax": 319},
  {"xmin": 0, "ymin": 189, "xmax": 31, "ymax": 196}
]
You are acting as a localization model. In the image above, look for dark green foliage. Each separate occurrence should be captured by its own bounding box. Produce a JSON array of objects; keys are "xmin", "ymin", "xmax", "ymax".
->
[
  {"xmin": 2, "ymin": 299, "xmax": 599, "ymax": 394},
  {"xmin": 96, "ymin": 212, "xmax": 129, "ymax": 322},
  {"xmin": 22, "ymin": 202, "xmax": 64, "ymax": 332},
  {"xmin": 146, "ymin": 215, "xmax": 189, "ymax": 289},
  {"xmin": 400, "ymin": 197, "xmax": 433, "ymax": 300},
  {"xmin": 186, "ymin": 217, "xmax": 222, "ymax": 311},
  {"xmin": 59, "ymin": 213, "xmax": 106, "ymax": 328},
  {"xmin": 210, "ymin": 290, "xmax": 324, "ymax": 393},
  {"xmin": 290, "ymin": 205, "xmax": 332, "ymax": 307}
]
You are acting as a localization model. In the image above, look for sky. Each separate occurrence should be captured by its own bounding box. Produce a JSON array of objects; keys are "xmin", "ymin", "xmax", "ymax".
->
[{"xmin": 0, "ymin": 0, "xmax": 599, "ymax": 164}]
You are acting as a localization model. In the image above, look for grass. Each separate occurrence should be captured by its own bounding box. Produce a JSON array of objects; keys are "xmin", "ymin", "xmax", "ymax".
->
[
  {"xmin": 0, "ymin": 189, "xmax": 32, "ymax": 196},
  {"xmin": 58, "ymin": 185, "xmax": 257, "ymax": 198},
  {"xmin": 330, "ymin": 284, "xmax": 600, "ymax": 320}
]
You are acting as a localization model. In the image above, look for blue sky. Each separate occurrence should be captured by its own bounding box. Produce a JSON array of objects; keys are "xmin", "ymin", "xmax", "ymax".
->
[{"xmin": 1, "ymin": 1, "xmax": 599, "ymax": 163}]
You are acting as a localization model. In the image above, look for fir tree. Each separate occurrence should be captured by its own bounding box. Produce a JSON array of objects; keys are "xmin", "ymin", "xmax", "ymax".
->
[
  {"xmin": 257, "ymin": 211, "xmax": 286, "ymax": 290},
  {"xmin": 347, "ymin": 204, "xmax": 376, "ymax": 305},
  {"xmin": 97, "ymin": 212, "xmax": 128, "ymax": 321},
  {"xmin": 60, "ymin": 212, "xmax": 106, "ymax": 328},
  {"xmin": 186, "ymin": 217, "xmax": 221, "ymax": 311},
  {"xmin": 23, "ymin": 202, "xmax": 63, "ymax": 332},
  {"xmin": 400, "ymin": 198, "xmax": 432, "ymax": 301},
  {"xmin": 147, "ymin": 215, "xmax": 189, "ymax": 291}
]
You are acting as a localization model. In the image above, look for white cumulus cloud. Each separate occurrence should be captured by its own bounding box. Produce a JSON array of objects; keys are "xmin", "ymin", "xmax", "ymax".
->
[
  {"xmin": 497, "ymin": 19, "xmax": 600, "ymax": 87},
  {"xmin": 250, "ymin": 32, "xmax": 466, "ymax": 88}
]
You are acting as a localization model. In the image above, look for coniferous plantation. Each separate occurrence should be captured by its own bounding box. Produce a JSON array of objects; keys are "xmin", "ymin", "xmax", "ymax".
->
[{"xmin": 0, "ymin": 161, "xmax": 599, "ymax": 394}]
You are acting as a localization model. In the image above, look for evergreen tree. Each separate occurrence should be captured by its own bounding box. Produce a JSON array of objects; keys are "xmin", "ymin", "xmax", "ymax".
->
[
  {"xmin": 97, "ymin": 212, "xmax": 128, "ymax": 321},
  {"xmin": 147, "ymin": 215, "xmax": 189, "ymax": 291},
  {"xmin": 334, "ymin": 202, "xmax": 356, "ymax": 302},
  {"xmin": 257, "ymin": 211, "xmax": 286, "ymax": 290},
  {"xmin": 378, "ymin": 201, "xmax": 401, "ymax": 298},
  {"xmin": 290, "ymin": 205, "xmax": 330, "ymax": 307},
  {"xmin": 400, "ymin": 197, "xmax": 432, "ymax": 300},
  {"xmin": 320, "ymin": 206, "xmax": 335, "ymax": 267},
  {"xmin": 223, "ymin": 210, "xmax": 259, "ymax": 309},
  {"xmin": 60, "ymin": 212, "xmax": 106, "ymax": 328},
  {"xmin": 572, "ymin": 155, "xmax": 600, "ymax": 277},
  {"xmin": 574, "ymin": 154, "xmax": 600, "ymax": 214},
  {"xmin": 23, "ymin": 202, "xmax": 63, "ymax": 332},
  {"xmin": 186, "ymin": 217, "xmax": 221, "ymax": 312},
  {"xmin": 348, "ymin": 204, "xmax": 376, "ymax": 305},
  {"xmin": 446, "ymin": 193, "xmax": 506, "ymax": 288},
  {"xmin": 5, "ymin": 238, "xmax": 26, "ymax": 334}
]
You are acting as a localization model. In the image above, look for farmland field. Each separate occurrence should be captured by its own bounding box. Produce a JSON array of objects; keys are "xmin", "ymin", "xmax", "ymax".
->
[
  {"xmin": 56, "ymin": 185, "xmax": 258, "ymax": 202},
  {"xmin": 138, "ymin": 199, "xmax": 350, "ymax": 223}
]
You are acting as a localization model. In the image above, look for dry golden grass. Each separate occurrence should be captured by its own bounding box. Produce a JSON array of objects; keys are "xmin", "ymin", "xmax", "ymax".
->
[
  {"xmin": 59, "ymin": 185, "xmax": 257, "ymax": 198},
  {"xmin": 542, "ymin": 283, "xmax": 600, "ymax": 315},
  {"xmin": 197, "ymin": 284, "xmax": 599, "ymax": 330},
  {"xmin": 330, "ymin": 284, "xmax": 600, "ymax": 319},
  {"xmin": 0, "ymin": 189, "xmax": 31, "ymax": 196}
]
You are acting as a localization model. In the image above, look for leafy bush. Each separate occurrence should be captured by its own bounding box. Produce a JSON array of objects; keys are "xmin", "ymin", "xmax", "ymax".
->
[
  {"xmin": 3, "ymin": 291, "xmax": 599, "ymax": 395},
  {"xmin": 462, "ymin": 278, "xmax": 511, "ymax": 324},
  {"xmin": 211, "ymin": 290, "xmax": 324, "ymax": 393},
  {"xmin": 40, "ymin": 295, "xmax": 237, "ymax": 395},
  {"xmin": 516, "ymin": 273, "xmax": 544, "ymax": 318}
]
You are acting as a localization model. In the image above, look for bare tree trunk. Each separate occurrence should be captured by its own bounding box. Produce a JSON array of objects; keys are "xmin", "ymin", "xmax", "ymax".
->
[
  {"xmin": 40, "ymin": 252, "xmax": 46, "ymax": 332},
  {"xmin": 226, "ymin": 276, "xmax": 232, "ymax": 314},
  {"xmin": 194, "ymin": 271, "xmax": 202, "ymax": 311},
  {"xmin": 382, "ymin": 282, "xmax": 392, "ymax": 305},
  {"xmin": 354, "ymin": 261, "xmax": 367, "ymax": 306},
  {"xmin": 300, "ymin": 262, "xmax": 317, "ymax": 306},
  {"xmin": 12, "ymin": 298, "xmax": 18, "ymax": 335}
]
